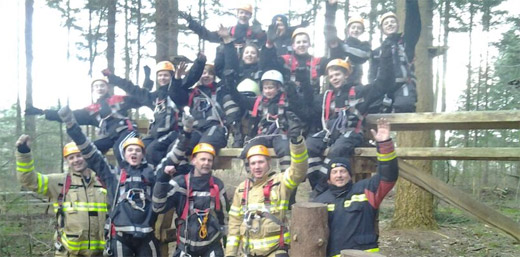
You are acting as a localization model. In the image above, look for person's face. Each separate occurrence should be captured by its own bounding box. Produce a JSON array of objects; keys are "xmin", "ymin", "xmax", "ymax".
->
[
  {"xmin": 327, "ymin": 68, "xmax": 348, "ymax": 89},
  {"xmin": 237, "ymin": 9, "xmax": 252, "ymax": 24},
  {"xmin": 276, "ymin": 20, "xmax": 286, "ymax": 35},
  {"xmin": 66, "ymin": 153, "xmax": 88, "ymax": 173},
  {"xmin": 191, "ymin": 152, "xmax": 214, "ymax": 176},
  {"xmin": 157, "ymin": 70, "xmax": 172, "ymax": 87},
  {"xmin": 242, "ymin": 46, "xmax": 259, "ymax": 64},
  {"xmin": 348, "ymin": 22, "xmax": 364, "ymax": 38},
  {"xmin": 200, "ymin": 68, "xmax": 215, "ymax": 86},
  {"xmin": 292, "ymin": 34, "xmax": 310, "ymax": 55},
  {"xmin": 248, "ymin": 155, "xmax": 270, "ymax": 180},
  {"xmin": 328, "ymin": 167, "xmax": 351, "ymax": 187},
  {"xmin": 382, "ymin": 17, "xmax": 399, "ymax": 35},
  {"xmin": 92, "ymin": 81, "xmax": 109, "ymax": 98},
  {"xmin": 262, "ymin": 81, "xmax": 280, "ymax": 99},
  {"xmin": 124, "ymin": 145, "xmax": 144, "ymax": 166}
]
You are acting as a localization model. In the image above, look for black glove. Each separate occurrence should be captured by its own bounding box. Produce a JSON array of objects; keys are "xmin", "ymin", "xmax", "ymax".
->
[
  {"xmin": 284, "ymin": 81, "xmax": 298, "ymax": 97},
  {"xmin": 267, "ymin": 24, "xmax": 278, "ymax": 42},
  {"xmin": 251, "ymin": 19, "xmax": 263, "ymax": 35},
  {"xmin": 143, "ymin": 65, "xmax": 154, "ymax": 91},
  {"xmin": 179, "ymin": 11, "xmax": 193, "ymax": 23},
  {"xmin": 101, "ymin": 68, "xmax": 112, "ymax": 77},
  {"xmin": 286, "ymin": 111, "xmax": 303, "ymax": 143},
  {"xmin": 25, "ymin": 105, "xmax": 44, "ymax": 116}
]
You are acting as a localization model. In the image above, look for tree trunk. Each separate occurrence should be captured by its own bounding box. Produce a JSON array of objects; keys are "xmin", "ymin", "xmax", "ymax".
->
[
  {"xmin": 391, "ymin": 0, "xmax": 437, "ymax": 230},
  {"xmin": 24, "ymin": 0, "xmax": 35, "ymax": 137},
  {"xmin": 289, "ymin": 202, "xmax": 328, "ymax": 257},
  {"xmin": 168, "ymin": 0, "xmax": 178, "ymax": 58},
  {"xmin": 107, "ymin": 0, "xmax": 116, "ymax": 73},
  {"xmin": 155, "ymin": 0, "xmax": 169, "ymax": 61}
]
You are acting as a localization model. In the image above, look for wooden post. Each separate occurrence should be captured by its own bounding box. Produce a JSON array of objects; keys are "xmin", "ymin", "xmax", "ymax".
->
[
  {"xmin": 341, "ymin": 249, "xmax": 386, "ymax": 257},
  {"xmin": 289, "ymin": 202, "xmax": 328, "ymax": 257},
  {"xmin": 154, "ymin": 209, "xmax": 177, "ymax": 257}
]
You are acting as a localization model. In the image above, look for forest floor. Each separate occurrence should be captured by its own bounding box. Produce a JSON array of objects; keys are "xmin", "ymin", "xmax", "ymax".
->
[{"xmin": 1, "ymin": 166, "xmax": 519, "ymax": 256}]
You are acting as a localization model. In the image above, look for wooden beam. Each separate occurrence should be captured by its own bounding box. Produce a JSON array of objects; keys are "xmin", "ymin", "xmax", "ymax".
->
[
  {"xmin": 398, "ymin": 160, "xmax": 520, "ymax": 242},
  {"xmin": 365, "ymin": 111, "xmax": 520, "ymax": 130},
  {"xmin": 355, "ymin": 147, "xmax": 520, "ymax": 161}
]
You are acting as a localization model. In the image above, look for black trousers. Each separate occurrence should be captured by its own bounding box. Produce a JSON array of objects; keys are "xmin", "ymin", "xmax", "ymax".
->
[{"xmin": 111, "ymin": 233, "xmax": 160, "ymax": 257}]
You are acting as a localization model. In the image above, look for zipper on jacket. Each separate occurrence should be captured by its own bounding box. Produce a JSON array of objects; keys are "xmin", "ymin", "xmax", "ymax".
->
[{"xmin": 82, "ymin": 176, "xmax": 92, "ymax": 249}]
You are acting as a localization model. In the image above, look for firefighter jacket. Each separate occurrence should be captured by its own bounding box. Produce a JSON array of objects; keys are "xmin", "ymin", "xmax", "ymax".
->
[
  {"xmin": 313, "ymin": 139, "xmax": 398, "ymax": 256},
  {"xmin": 44, "ymin": 94, "xmax": 141, "ymax": 139},
  {"xmin": 186, "ymin": 83, "xmax": 227, "ymax": 130},
  {"xmin": 311, "ymin": 37, "xmax": 395, "ymax": 139},
  {"xmin": 106, "ymin": 59, "xmax": 203, "ymax": 139},
  {"xmin": 369, "ymin": 0, "xmax": 420, "ymax": 87},
  {"xmin": 225, "ymin": 138, "xmax": 309, "ymax": 256},
  {"xmin": 66, "ymin": 122, "xmax": 158, "ymax": 239},
  {"xmin": 15, "ymin": 149, "xmax": 107, "ymax": 255}
]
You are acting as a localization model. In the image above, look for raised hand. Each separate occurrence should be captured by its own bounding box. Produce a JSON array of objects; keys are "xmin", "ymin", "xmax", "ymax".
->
[
  {"xmin": 175, "ymin": 62, "xmax": 188, "ymax": 79},
  {"xmin": 370, "ymin": 118, "xmax": 391, "ymax": 142},
  {"xmin": 25, "ymin": 105, "xmax": 44, "ymax": 116},
  {"xmin": 16, "ymin": 134, "xmax": 31, "ymax": 148},
  {"xmin": 57, "ymin": 105, "xmax": 78, "ymax": 128},
  {"xmin": 286, "ymin": 111, "xmax": 303, "ymax": 143},
  {"xmin": 101, "ymin": 68, "xmax": 112, "ymax": 77},
  {"xmin": 163, "ymin": 165, "xmax": 177, "ymax": 176},
  {"xmin": 182, "ymin": 106, "xmax": 195, "ymax": 133}
]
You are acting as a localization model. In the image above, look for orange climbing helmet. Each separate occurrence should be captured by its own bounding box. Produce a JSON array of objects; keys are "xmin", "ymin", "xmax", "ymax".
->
[
  {"xmin": 246, "ymin": 145, "xmax": 270, "ymax": 159},
  {"xmin": 192, "ymin": 143, "xmax": 216, "ymax": 157},
  {"xmin": 63, "ymin": 142, "xmax": 80, "ymax": 157}
]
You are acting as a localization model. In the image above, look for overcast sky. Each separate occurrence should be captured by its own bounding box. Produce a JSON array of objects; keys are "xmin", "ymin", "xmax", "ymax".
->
[{"xmin": 0, "ymin": 0, "xmax": 516, "ymax": 114}]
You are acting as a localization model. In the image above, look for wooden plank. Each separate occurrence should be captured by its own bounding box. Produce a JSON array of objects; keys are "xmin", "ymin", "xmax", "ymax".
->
[
  {"xmin": 365, "ymin": 111, "xmax": 520, "ymax": 130},
  {"xmin": 355, "ymin": 147, "xmax": 520, "ymax": 161},
  {"xmin": 217, "ymin": 147, "xmax": 520, "ymax": 160},
  {"xmin": 398, "ymin": 160, "xmax": 520, "ymax": 242}
]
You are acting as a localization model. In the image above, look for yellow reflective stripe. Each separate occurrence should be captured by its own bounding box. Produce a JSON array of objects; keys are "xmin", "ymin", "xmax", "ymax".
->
[
  {"xmin": 344, "ymin": 194, "xmax": 368, "ymax": 208},
  {"xmin": 37, "ymin": 173, "xmax": 48, "ymax": 195},
  {"xmin": 291, "ymin": 149, "xmax": 308, "ymax": 163},
  {"xmin": 332, "ymin": 255, "xmax": 340, "ymax": 257},
  {"xmin": 52, "ymin": 202, "xmax": 108, "ymax": 213},
  {"xmin": 243, "ymin": 231, "xmax": 291, "ymax": 250},
  {"xmin": 327, "ymin": 204, "xmax": 335, "ymax": 211},
  {"xmin": 16, "ymin": 160, "xmax": 34, "ymax": 172},
  {"xmin": 229, "ymin": 206, "xmax": 243, "ymax": 217},
  {"xmin": 226, "ymin": 236, "xmax": 240, "ymax": 247},
  {"xmin": 246, "ymin": 201, "xmax": 289, "ymax": 211},
  {"xmin": 283, "ymin": 172, "xmax": 298, "ymax": 190},
  {"xmin": 377, "ymin": 151, "xmax": 396, "ymax": 161},
  {"xmin": 365, "ymin": 248, "xmax": 380, "ymax": 252},
  {"xmin": 61, "ymin": 233, "xmax": 105, "ymax": 250}
]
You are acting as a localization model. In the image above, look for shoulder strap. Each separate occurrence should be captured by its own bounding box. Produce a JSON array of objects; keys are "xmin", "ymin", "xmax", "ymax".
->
[
  {"xmin": 57, "ymin": 174, "xmax": 72, "ymax": 206},
  {"xmin": 241, "ymin": 179, "xmax": 250, "ymax": 208},
  {"xmin": 180, "ymin": 173, "xmax": 192, "ymax": 220},
  {"xmin": 263, "ymin": 179, "xmax": 274, "ymax": 205},
  {"xmin": 251, "ymin": 95, "xmax": 263, "ymax": 117},
  {"xmin": 209, "ymin": 177, "xmax": 221, "ymax": 211},
  {"xmin": 324, "ymin": 90, "xmax": 334, "ymax": 121},
  {"xmin": 119, "ymin": 169, "xmax": 128, "ymax": 184}
]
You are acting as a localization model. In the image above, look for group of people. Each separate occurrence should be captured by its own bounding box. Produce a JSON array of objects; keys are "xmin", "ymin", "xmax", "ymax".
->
[{"xmin": 17, "ymin": 0, "xmax": 419, "ymax": 256}]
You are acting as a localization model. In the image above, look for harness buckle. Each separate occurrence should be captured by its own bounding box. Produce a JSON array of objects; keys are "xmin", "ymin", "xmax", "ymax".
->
[{"xmin": 54, "ymin": 241, "xmax": 64, "ymax": 252}]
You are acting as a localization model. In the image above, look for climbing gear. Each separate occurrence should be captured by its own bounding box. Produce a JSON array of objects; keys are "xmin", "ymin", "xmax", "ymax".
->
[
  {"xmin": 192, "ymin": 143, "xmax": 216, "ymax": 157},
  {"xmin": 63, "ymin": 142, "xmax": 80, "ymax": 157},
  {"xmin": 326, "ymin": 58, "xmax": 352, "ymax": 75},
  {"xmin": 347, "ymin": 17, "xmax": 365, "ymax": 29},
  {"xmin": 261, "ymin": 70, "xmax": 284, "ymax": 85},
  {"xmin": 379, "ymin": 11, "xmax": 397, "ymax": 26},
  {"xmin": 291, "ymin": 27, "xmax": 309, "ymax": 40},
  {"xmin": 122, "ymin": 137, "xmax": 145, "ymax": 151},
  {"xmin": 156, "ymin": 61, "xmax": 175, "ymax": 73},
  {"xmin": 237, "ymin": 78, "xmax": 260, "ymax": 96},
  {"xmin": 246, "ymin": 145, "xmax": 270, "ymax": 159}
]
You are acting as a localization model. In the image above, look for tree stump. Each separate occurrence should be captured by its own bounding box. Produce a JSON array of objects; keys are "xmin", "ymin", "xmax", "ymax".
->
[
  {"xmin": 341, "ymin": 249, "xmax": 386, "ymax": 257},
  {"xmin": 289, "ymin": 202, "xmax": 328, "ymax": 257}
]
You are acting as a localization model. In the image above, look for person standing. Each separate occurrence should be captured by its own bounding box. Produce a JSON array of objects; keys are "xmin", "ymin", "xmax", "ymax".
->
[{"xmin": 15, "ymin": 136, "xmax": 107, "ymax": 257}]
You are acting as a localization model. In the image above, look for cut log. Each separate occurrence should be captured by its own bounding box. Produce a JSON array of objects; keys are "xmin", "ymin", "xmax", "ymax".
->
[
  {"xmin": 341, "ymin": 249, "xmax": 386, "ymax": 257},
  {"xmin": 289, "ymin": 202, "xmax": 329, "ymax": 257},
  {"xmin": 398, "ymin": 160, "xmax": 520, "ymax": 241}
]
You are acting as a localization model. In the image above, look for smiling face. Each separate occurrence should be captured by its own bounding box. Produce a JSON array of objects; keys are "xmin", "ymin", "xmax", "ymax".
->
[
  {"xmin": 191, "ymin": 152, "xmax": 214, "ymax": 176},
  {"xmin": 262, "ymin": 80, "xmax": 280, "ymax": 99},
  {"xmin": 327, "ymin": 67, "xmax": 348, "ymax": 89},
  {"xmin": 124, "ymin": 145, "xmax": 144, "ymax": 166},
  {"xmin": 237, "ymin": 9, "xmax": 252, "ymax": 25},
  {"xmin": 328, "ymin": 166, "xmax": 351, "ymax": 187},
  {"xmin": 382, "ymin": 16, "xmax": 399, "ymax": 35},
  {"xmin": 292, "ymin": 34, "xmax": 310, "ymax": 55},
  {"xmin": 248, "ymin": 155, "xmax": 270, "ymax": 180},
  {"xmin": 157, "ymin": 70, "xmax": 172, "ymax": 87},
  {"xmin": 242, "ymin": 46, "xmax": 259, "ymax": 64},
  {"xmin": 65, "ymin": 153, "xmax": 88, "ymax": 173},
  {"xmin": 200, "ymin": 68, "xmax": 215, "ymax": 86},
  {"xmin": 92, "ymin": 80, "xmax": 109, "ymax": 98},
  {"xmin": 348, "ymin": 22, "xmax": 364, "ymax": 38}
]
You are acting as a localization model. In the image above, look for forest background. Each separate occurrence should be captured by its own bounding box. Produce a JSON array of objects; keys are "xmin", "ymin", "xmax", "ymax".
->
[{"xmin": 0, "ymin": 0, "xmax": 519, "ymax": 256}]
